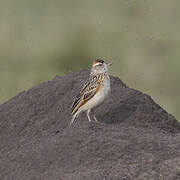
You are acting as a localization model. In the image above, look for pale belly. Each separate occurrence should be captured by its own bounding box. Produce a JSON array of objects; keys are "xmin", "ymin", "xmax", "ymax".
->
[{"xmin": 80, "ymin": 78, "xmax": 110, "ymax": 112}]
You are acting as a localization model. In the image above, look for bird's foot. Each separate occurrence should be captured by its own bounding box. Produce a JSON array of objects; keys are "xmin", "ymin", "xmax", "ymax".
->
[
  {"xmin": 93, "ymin": 115, "xmax": 102, "ymax": 123},
  {"xmin": 87, "ymin": 114, "xmax": 92, "ymax": 122}
]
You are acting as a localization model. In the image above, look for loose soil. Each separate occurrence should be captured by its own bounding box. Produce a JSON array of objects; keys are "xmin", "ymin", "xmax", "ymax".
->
[{"xmin": 0, "ymin": 70, "xmax": 180, "ymax": 180}]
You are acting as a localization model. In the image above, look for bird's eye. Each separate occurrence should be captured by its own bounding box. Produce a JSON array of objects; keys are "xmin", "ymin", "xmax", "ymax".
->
[{"xmin": 99, "ymin": 64, "xmax": 102, "ymax": 66}]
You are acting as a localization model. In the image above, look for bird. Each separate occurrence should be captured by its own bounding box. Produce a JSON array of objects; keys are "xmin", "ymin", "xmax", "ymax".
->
[{"xmin": 70, "ymin": 59, "xmax": 112, "ymax": 125}]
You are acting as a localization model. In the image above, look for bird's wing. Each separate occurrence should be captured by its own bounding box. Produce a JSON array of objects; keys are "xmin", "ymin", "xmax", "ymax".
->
[{"xmin": 71, "ymin": 75, "xmax": 102, "ymax": 114}]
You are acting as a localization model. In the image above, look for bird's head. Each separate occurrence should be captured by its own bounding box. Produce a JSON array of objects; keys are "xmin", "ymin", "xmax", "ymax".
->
[{"xmin": 91, "ymin": 59, "xmax": 112, "ymax": 75}]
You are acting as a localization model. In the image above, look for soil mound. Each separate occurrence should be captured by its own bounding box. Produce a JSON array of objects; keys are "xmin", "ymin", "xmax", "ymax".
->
[{"xmin": 0, "ymin": 70, "xmax": 180, "ymax": 180}]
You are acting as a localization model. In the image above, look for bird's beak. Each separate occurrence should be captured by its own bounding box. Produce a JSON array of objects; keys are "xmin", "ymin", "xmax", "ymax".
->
[{"xmin": 106, "ymin": 62, "xmax": 112, "ymax": 66}]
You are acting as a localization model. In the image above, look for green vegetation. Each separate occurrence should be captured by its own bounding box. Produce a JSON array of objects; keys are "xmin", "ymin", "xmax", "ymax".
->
[{"xmin": 0, "ymin": 0, "xmax": 180, "ymax": 120}]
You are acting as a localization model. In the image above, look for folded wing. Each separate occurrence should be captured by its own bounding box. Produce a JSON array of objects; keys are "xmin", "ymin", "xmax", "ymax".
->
[{"xmin": 71, "ymin": 75, "xmax": 101, "ymax": 115}]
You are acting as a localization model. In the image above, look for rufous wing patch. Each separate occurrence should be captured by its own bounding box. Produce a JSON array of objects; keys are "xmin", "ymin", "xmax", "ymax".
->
[{"xmin": 72, "ymin": 85, "xmax": 101, "ymax": 114}]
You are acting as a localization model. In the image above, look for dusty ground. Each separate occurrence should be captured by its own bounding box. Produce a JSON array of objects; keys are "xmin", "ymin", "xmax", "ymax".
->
[{"xmin": 0, "ymin": 70, "xmax": 180, "ymax": 180}]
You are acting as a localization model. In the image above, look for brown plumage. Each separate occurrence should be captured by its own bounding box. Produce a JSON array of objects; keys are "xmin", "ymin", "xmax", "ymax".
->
[
  {"xmin": 70, "ymin": 59, "xmax": 112, "ymax": 125},
  {"xmin": 71, "ymin": 73, "xmax": 103, "ymax": 115}
]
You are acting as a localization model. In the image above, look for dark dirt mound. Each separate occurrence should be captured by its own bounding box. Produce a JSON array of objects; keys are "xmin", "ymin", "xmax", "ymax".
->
[{"xmin": 0, "ymin": 70, "xmax": 180, "ymax": 180}]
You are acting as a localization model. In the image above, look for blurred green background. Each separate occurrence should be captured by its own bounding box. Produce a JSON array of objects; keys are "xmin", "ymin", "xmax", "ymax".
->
[{"xmin": 0, "ymin": 0, "xmax": 179, "ymax": 120}]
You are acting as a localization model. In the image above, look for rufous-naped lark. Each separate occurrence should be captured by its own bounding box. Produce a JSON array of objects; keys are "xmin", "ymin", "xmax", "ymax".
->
[{"xmin": 71, "ymin": 59, "xmax": 112, "ymax": 125}]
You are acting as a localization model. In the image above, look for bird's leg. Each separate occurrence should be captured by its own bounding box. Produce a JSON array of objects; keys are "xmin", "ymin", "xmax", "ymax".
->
[
  {"xmin": 86, "ymin": 109, "xmax": 92, "ymax": 122},
  {"xmin": 93, "ymin": 115, "xmax": 98, "ymax": 122}
]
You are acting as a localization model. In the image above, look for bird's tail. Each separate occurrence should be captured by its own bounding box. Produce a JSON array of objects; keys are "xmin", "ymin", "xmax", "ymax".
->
[{"xmin": 70, "ymin": 112, "xmax": 78, "ymax": 125}]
